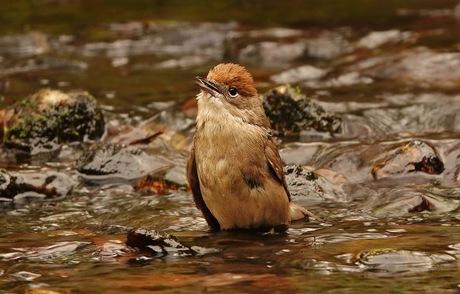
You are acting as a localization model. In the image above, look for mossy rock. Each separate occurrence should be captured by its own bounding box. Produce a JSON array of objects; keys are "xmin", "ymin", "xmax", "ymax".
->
[
  {"xmin": 262, "ymin": 85, "xmax": 341, "ymax": 136},
  {"xmin": 2, "ymin": 88, "xmax": 105, "ymax": 156}
]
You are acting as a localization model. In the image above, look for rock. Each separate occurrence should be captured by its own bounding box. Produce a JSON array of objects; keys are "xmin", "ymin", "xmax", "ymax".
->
[
  {"xmin": 107, "ymin": 125, "xmax": 162, "ymax": 146},
  {"xmin": 370, "ymin": 189, "xmax": 459, "ymax": 217},
  {"xmin": 270, "ymin": 65, "xmax": 329, "ymax": 84},
  {"xmin": 355, "ymin": 248, "xmax": 455, "ymax": 274},
  {"xmin": 262, "ymin": 85, "xmax": 342, "ymax": 136},
  {"xmin": 284, "ymin": 164, "xmax": 350, "ymax": 205},
  {"xmin": 360, "ymin": 101, "xmax": 460, "ymax": 137},
  {"xmin": 305, "ymin": 31, "xmax": 353, "ymax": 59},
  {"xmin": 239, "ymin": 41, "xmax": 307, "ymax": 66},
  {"xmin": 126, "ymin": 228, "xmax": 195, "ymax": 256},
  {"xmin": 79, "ymin": 22, "xmax": 235, "ymax": 59},
  {"xmin": 357, "ymin": 30, "xmax": 414, "ymax": 49},
  {"xmin": 164, "ymin": 165, "xmax": 188, "ymax": 187},
  {"xmin": 154, "ymin": 55, "xmax": 211, "ymax": 69},
  {"xmin": 2, "ymin": 89, "xmax": 105, "ymax": 157},
  {"xmin": 284, "ymin": 164, "xmax": 322, "ymax": 206},
  {"xmin": 354, "ymin": 47, "xmax": 460, "ymax": 87},
  {"xmin": 304, "ymin": 71, "xmax": 373, "ymax": 89},
  {"xmin": 0, "ymin": 169, "xmax": 75, "ymax": 203},
  {"xmin": 76, "ymin": 143, "xmax": 172, "ymax": 183},
  {"xmin": 0, "ymin": 32, "xmax": 50, "ymax": 57},
  {"xmin": 371, "ymin": 140, "xmax": 444, "ymax": 180}
]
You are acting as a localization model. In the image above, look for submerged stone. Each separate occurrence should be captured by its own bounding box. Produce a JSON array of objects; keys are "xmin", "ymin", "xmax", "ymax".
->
[
  {"xmin": 2, "ymin": 89, "xmax": 105, "ymax": 157},
  {"xmin": 355, "ymin": 248, "xmax": 455, "ymax": 274},
  {"xmin": 262, "ymin": 85, "xmax": 342, "ymax": 136},
  {"xmin": 126, "ymin": 228, "xmax": 195, "ymax": 256},
  {"xmin": 371, "ymin": 140, "xmax": 444, "ymax": 180},
  {"xmin": 354, "ymin": 47, "xmax": 460, "ymax": 88},
  {"xmin": 368, "ymin": 188, "xmax": 459, "ymax": 217},
  {"xmin": 0, "ymin": 169, "xmax": 74, "ymax": 203}
]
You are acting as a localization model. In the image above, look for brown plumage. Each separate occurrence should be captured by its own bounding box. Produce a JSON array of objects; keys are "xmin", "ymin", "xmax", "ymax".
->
[{"xmin": 187, "ymin": 63, "xmax": 309, "ymax": 230}]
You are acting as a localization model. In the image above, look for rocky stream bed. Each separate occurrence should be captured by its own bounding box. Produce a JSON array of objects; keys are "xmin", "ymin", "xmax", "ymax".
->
[{"xmin": 1, "ymin": 1, "xmax": 460, "ymax": 293}]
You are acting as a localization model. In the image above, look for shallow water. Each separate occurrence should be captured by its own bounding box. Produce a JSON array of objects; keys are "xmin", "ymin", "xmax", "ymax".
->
[{"xmin": 2, "ymin": 1, "xmax": 460, "ymax": 293}]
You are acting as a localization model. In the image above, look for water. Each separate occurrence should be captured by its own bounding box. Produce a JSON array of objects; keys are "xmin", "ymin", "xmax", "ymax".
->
[{"xmin": 1, "ymin": 1, "xmax": 460, "ymax": 293}]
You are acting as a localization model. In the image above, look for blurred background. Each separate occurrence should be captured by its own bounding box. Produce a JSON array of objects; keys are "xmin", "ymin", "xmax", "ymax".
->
[{"xmin": 1, "ymin": 0, "xmax": 460, "ymax": 118}]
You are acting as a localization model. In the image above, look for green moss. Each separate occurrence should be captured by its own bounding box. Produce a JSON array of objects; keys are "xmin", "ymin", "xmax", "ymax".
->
[
  {"xmin": 18, "ymin": 130, "xmax": 27, "ymax": 138},
  {"xmin": 3, "ymin": 89, "xmax": 105, "ymax": 154}
]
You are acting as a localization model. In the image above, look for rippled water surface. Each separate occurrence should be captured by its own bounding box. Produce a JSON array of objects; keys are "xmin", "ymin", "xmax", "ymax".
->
[{"xmin": 2, "ymin": 1, "xmax": 460, "ymax": 293}]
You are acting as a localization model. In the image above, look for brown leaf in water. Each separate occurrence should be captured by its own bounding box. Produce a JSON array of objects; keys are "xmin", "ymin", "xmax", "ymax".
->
[{"xmin": 136, "ymin": 174, "xmax": 177, "ymax": 194}]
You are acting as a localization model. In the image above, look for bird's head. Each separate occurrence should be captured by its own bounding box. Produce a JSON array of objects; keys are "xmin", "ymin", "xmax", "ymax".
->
[{"xmin": 196, "ymin": 63, "xmax": 269, "ymax": 127}]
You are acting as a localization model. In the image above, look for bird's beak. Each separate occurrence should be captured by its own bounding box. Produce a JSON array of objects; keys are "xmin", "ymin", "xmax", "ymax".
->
[{"xmin": 196, "ymin": 76, "xmax": 222, "ymax": 97}]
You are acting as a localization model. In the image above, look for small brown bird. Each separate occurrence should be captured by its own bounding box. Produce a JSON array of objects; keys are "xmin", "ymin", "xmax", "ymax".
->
[{"xmin": 187, "ymin": 63, "xmax": 310, "ymax": 230}]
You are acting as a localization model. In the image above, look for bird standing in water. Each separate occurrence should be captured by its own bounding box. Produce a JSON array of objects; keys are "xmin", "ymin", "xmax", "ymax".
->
[{"xmin": 187, "ymin": 63, "xmax": 310, "ymax": 230}]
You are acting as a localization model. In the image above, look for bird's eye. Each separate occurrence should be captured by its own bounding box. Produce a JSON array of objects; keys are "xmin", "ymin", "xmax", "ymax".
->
[{"xmin": 228, "ymin": 87, "xmax": 238, "ymax": 97}]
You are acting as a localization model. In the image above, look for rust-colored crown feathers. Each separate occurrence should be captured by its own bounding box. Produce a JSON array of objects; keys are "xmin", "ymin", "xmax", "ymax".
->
[{"xmin": 206, "ymin": 63, "xmax": 258, "ymax": 97}]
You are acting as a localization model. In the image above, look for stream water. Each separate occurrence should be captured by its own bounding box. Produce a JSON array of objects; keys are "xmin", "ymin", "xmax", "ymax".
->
[{"xmin": 1, "ymin": 1, "xmax": 460, "ymax": 293}]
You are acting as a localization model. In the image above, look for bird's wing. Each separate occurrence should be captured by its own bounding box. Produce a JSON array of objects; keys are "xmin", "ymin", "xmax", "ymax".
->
[
  {"xmin": 265, "ymin": 137, "xmax": 291, "ymax": 201},
  {"xmin": 187, "ymin": 146, "xmax": 221, "ymax": 230}
]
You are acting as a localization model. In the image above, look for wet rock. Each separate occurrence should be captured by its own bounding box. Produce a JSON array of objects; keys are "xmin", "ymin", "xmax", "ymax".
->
[
  {"xmin": 282, "ymin": 142, "xmax": 380, "ymax": 184},
  {"xmin": 2, "ymin": 89, "xmax": 105, "ymax": 157},
  {"xmin": 284, "ymin": 165, "xmax": 319, "ymax": 204},
  {"xmin": 0, "ymin": 241, "xmax": 89, "ymax": 262},
  {"xmin": 262, "ymin": 85, "xmax": 342, "ymax": 136},
  {"xmin": 239, "ymin": 41, "xmax": 307, "ymax": 66},
  {"xmin": 357, "ymin": 30, "xmax": 414, "ymax": 49},
  {"xmin": 76, "ymin": 143, "xmax": 173, "ymax": 183},
  {"xmin": 79, "ymin": 22, "xmax": 235, "ymax": 59},
  {"xmin": 305, "ymin": 31, "xmax": 353, "ymax": 59},
  {"xmin": 347, "ymin": 102, "xmax": 460, "ymax": 139},
  {"xmin": 126, "ymin": 228, "xmax": 195, "ymax": 256},
  {"xmin": 355, "ymin": 248, "xmax": 455, "ymax": 274},
  {"xmin": 137, "ymin": 111, "xmax": 194, "ymax": 152},
  {"xmin": 354, "ymin": 47, "xmax": 460, "ymax": 87},
  {"xmin": 107, "ymin": 125, "xmax": 162, "ymax": 146},
  {"xmin": 284, "ymin": 164, "xmax": 351, "ymax": 204},
  {"xmin": 0, "ymin": 32, "xmax": 50, "ymax": 57},
  {"xmin": 371, "ymin": 141, "xmax": 444, "ymax": 180},
  {"xmin": 270, "ymin": 65, "xmax": 329, "ymax": 84},
  {"xmin": 280, "ymin": 143, "xmax": 323, "ymax": 166},
  {"xmin": 0, "ymin": 169, "xmax": 75, "ymax": 203},
  {"xmin": 304, "ymin": 71, "xmax": 373, "ymax": 89},
  {"xmin": 368, "ymin": 188, "xmax": 459, "ymax": 217},
  {"xmin": 164, "ymin": 165, "xmax": 188, "ymax": 187},
  {"xmin": 154, "ymin": 55, "xmax": 211, "ymax": 69}
]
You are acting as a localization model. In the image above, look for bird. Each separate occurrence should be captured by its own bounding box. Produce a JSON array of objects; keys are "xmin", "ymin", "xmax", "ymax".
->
[{"xmin": 187, "ymin": 63, "xmax": 312, "ymax": 231}]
